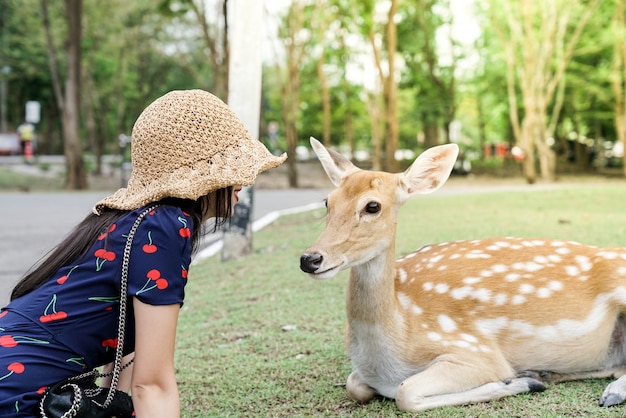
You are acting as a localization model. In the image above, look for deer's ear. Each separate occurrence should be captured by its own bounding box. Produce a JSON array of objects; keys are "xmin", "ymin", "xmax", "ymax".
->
[
  {"xmin": 310, "ymin": 137, "xmax": 357, "ymax": 187},
  {"xmin": 398, "ymin": 144, "xmax": 459, "ymax": 202}
]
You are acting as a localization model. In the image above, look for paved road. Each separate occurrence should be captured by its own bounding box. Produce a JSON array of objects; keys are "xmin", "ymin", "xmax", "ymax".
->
[
  {"xmin": 0, "ymin": 173, "xmax": 578, "ymax": 307},
  {"xmin": 0, "ymin": 188, "xmax": 331, "ymax": 306}
]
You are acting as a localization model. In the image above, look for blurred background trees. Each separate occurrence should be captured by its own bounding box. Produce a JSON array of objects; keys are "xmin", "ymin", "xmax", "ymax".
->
[{"xmin": 0, "ymin": 0, "xmax": 625, "ymax": 188}]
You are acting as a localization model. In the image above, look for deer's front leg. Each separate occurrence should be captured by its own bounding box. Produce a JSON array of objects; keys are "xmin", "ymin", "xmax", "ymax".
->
[
  {"xmin": 394, "ymin": 356, "xmax": 545, "ymax": 412},
  {"xmin": 346, "ymin": 370, "xmax": 377, "ymax": 402},
  {"xmin": 600, "ymin": 375, "xmax": 626, "ymax": 407}
]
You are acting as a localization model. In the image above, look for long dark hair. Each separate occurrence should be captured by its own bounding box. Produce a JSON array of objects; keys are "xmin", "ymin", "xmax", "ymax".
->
[{"xmin": 10, "ymin": 188, "xmax": 233, "ymax": 301}]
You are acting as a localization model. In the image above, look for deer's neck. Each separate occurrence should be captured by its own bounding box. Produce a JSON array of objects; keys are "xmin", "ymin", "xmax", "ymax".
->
[{"xmin": 347, "ymin": 242, "xmax": 398, "ymax": 323}]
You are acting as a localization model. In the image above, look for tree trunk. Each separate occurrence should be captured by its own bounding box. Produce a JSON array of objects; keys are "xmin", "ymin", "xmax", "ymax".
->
[
  {"xmin": 612, "ymin": 0, "xmax": 626, "ymax": 176},
  {"xmin": 318, "ymin": 56, "xmax": 331, "ymax": 147},
  {"xmin": 383, "ymin": 0, "xmax": 399, "ymax": 172},
  {"xmin": 41, "ymin": 0, "xmax": 87, "ymax": 190}
]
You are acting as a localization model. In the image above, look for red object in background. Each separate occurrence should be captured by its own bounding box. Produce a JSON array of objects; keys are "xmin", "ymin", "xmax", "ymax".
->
[{"xmin": 23, "ymin": 141, "xmax": 34, "ymax": 161}]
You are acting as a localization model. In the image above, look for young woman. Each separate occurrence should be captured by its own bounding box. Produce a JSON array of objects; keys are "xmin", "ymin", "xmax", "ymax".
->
[{"xmin": 0, "ymin": 89, "xmax": 286, "ymax": 417}]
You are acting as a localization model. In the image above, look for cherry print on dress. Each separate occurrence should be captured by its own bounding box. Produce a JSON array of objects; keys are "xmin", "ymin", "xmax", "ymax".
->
[
  {"xmin": 0, "ymin": 334, "xmax": 48, "ymax": 347},
  {"xmin": 56, "ymin": 265, "xmax": 78, "ymax": 285},
  {"xmin": 142, "ymin": 231, "xmax": 158, "ymax": 253},
  {"xmin": 94, "ymin": 248, "xmax": 116, "ymax": 271},
  {"xmin": 178, "ymin": 216, "xmax": 191, "ymax": 238},
  {"xmin": 39, "ymin": 294, "xmax": 67, "ymax": 323},
  {"xmin": 98, "ymin": 223, "xmax": 117, "ymax": 241},
  {"xmin": 0, "ymin": 362, "xmax": 24, "ymax": 381},
  {"xmin": 136, "ymin": 269, "xmax": 169, "ymax": 295}
]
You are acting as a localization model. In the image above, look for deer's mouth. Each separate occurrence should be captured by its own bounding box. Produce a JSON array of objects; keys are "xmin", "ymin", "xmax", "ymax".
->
[{"xmin": 309, "ymin": 264, "xmax": 342, "ymax": 280}]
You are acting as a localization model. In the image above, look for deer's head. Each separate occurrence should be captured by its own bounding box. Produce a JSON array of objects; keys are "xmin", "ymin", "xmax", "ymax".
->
[{"xmin": 300, "ymin": 137, "xmax": 459, "ymax": 279}]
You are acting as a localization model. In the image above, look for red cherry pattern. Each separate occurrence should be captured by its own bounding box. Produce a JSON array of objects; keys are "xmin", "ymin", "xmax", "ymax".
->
[
  {"xmin": 101, "ymin": 338, "xmax": 118, "ymax": 349},
  {"xmin": 136, "ymin": 269, "xmax": 169, "ymax": 294},
  {"xmin": 56, "ymin": 265, "xmax": 78, "ymax": 285},
  {"xmin": 0, "ymin": 335, "xmax": 48, "ymax": 347},
  {"xmin": 39, "ymin": 294, "xmax": 67, "ymax": 324},
  {"xmin": 177, "ymin": 216, "xmax": 191, "ymax": 238},
  {"xmin": 94, "ymin": 248, "xmax": 116, "ymax": 271},
  {"xmin": 142, "ymin": 231, "xmax": 158, "ymax": 253},
  {"xmin": 0, "ymin": 362, "xmax": 25, "ymax": 381},
  {"xmin": 98, "ymin": 224, "xmax": 117, "ymax": 241}
]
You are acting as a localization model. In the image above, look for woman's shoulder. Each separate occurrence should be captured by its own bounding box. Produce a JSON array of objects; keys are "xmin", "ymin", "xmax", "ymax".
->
[{"xmin": 127, "ymin": 204, "xmax": 194, "ymax": 238}]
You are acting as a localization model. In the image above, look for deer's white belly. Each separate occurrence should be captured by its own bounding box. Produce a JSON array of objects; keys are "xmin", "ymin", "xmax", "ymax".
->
[{"xmin": 349, "ymin": 320, "xmax": 421, "ymax": 399}]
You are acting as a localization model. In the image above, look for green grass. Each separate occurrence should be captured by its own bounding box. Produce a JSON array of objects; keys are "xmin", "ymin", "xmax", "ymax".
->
[
  {"xmin": 177, "ymin": 182, "xmax": 626, "ymax": 417},
  {"xmin": 0, "ymin": 165, "xmax": 64, "ymax": 191}
]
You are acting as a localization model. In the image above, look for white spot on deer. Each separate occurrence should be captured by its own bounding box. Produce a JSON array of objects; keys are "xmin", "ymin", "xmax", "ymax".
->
[
  {"xmin": 438, "ymin": 315, "xmax": 457, "ymax": 333},
  {"xmin": 437, "ymin": 265, "xmax": 448, "ymax": 271},
  {"xmin": 536, "ymin": 288, "xmax": 552, "ymax": 298},
  {"xmin": 511, "ymin": 295, "xmax": 526, "ymax": 304},
  {"xmin": 460, "ymin": 333, "xmax": 478, "ymax": 343},
  {"xmin": 473, "ymin": 288, "xmax": 492, "ymax": 303},
  {"xmin": 556, "ymin": 247, "xmax": 571, "ymax": 255},
  {"xmin": 423, "ymin": 282, "xmax": 434, "ymax": 291},
  {"xmin": 486, "ymin": 245, "xmax": 502, "ymax": 251},
  {"xmin": 475, "ymin": 317, "xmax": 509, "ymax": 336},
  {"xmin": 534, "ymin": 255, "xmax": 549, "ymax": 264},
  {"xmin": 548, "ymin": 281, "xmax": 563, "ymax": 291},
  {"xmin": 463, "ymin": 277, "xmax": 481, "ymax": 285},
  {"xmin": 505, "ymin": 273, "xmax": 522, "ymax": 282},
  {"xmin": 519, "ymin": 283, "xmax": 535, "ymax": 294},
  {"xmin": 621, "ymin": 253, "xmax": 626, "ymax": 260},
  {"xmin": 511, "ymin": 245, "xmax": 523, "ymax": 250},
  {"xmin": 453, "ymin": 340, "xmax": 472, "ymax": 349},
  {"xmin": 492, "ymin": 264, "xmax": 509, "ymax": 273},
  {"xmin": 420, "ymin": 246, "xmax": 432, "ymax": 253},
  {"xmin": 576, "ymin": 255, "xmax": 592, "ymax": 272},
  {"xmin": 450, "ymin": 253, "xmax": 461, "ymax": 260},
  {"xmin": 618, "ymin": 267, "xmax": 626, "ymax": 276},
  {"xmin": 599, "ymin": 251, "xmax": 619, "ymax": 260},
  {"xmin": 493, "ymin": 293, "xmax": 508, "ymax": 306},
  {"xmin": 513, "ymin": 262, "xmax": 544, "ymax": 272},
  {"xmin": 398, "ymin": 268, "xmax": 407, "ymax": 283},
  {"xmin": 565, "ymin": 265, "xmax": 580, "ymax": 276},
  {"xmin": 451, "ymin": 286, "xmax": 473, "ymax": 300},
  {"xmin": 397, "ymin": 292, "xmax": 411, "ymax": 310},
  {"xmin": 551, "ymin": 241, "xmax": 565, "ymax": 246},
  {"xmin": 495, "ymin": 240, "xmax": 511, "ymax": 248},
  {"xmin": 480, "ymin": 270, "xmax": 494, "ymax": 278},
  {"xmin": 429, "ymin": 255, "xmax": 444, "ymax": 264},
  {"xmin": 547, "ymin": 254, "xmax": 562, "ymax": 263},
  {"xmin": 428, "ymin": 331, "xmax": 443, "ymax": 342},
  {"xmin": 479, "ymin": 345, "xmax": 492, "ymax": 353},
  {"xmin": 411, "ymin": 305, "xmax": 423, "ymax": 315},
  {"xmin": 435, "ymin": 283, "xmax": 450, "ymax": 294}
]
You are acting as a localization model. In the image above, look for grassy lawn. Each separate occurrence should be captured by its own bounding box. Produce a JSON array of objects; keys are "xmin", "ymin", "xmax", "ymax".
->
[{"xmin": 177, "ymin": 182, "xmax": 626, "ymax": 417}]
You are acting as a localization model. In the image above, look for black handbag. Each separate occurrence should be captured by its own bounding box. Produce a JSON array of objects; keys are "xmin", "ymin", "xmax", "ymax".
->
[{"xmin": 39, "ymin": 205, "xmax": 158, "ymax": 418}]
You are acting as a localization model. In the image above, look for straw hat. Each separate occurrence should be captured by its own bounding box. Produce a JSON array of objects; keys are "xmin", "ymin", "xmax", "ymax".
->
[{"xmin": 93, "ymin": 89, "xmax": 286, "ymax": 215}]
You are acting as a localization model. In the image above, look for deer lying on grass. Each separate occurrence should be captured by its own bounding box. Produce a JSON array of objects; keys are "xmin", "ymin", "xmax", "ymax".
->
[{"xmin": 300, "ymin": 137, "xmax": 626, "ymax": 412}]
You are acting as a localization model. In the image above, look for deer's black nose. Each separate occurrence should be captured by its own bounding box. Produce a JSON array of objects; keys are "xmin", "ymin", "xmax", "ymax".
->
[{"xmin": 300, "ymin": 253, "xmax": 323, "ymax": 273}]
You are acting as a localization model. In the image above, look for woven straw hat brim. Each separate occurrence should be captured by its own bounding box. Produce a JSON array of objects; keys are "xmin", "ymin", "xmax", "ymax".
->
[{"xmin": 92, "ymin": 89, "xmax": 287, "ymax": 215}]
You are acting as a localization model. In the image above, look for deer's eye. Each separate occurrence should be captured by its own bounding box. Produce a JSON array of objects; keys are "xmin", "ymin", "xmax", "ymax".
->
[{"xmin": 365, "ymin": 201, "xmax": 381, "ymax": 214}]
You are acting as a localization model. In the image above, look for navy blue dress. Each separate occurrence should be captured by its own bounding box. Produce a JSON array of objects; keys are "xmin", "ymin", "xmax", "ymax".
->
[{"xmin": 0, "ymin": 205, "xmax": 192, "ymax": 416}]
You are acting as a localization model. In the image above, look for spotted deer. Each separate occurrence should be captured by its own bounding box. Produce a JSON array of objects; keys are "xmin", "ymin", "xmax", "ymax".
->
[{"xmin": 300, "ymin": 137, "xmax": 626, "ymax": 412}]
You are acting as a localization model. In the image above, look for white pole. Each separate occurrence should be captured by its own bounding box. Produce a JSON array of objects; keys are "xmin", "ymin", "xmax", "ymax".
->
[{"xmin": 222, "ymin": 0, "xmax": 264, "ymax": 261}]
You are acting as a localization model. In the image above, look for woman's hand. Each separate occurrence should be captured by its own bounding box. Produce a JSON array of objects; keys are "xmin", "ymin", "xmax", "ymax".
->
[{"xmin": 131, "ymin": 298, "xmax": 181, "ymax": 417}]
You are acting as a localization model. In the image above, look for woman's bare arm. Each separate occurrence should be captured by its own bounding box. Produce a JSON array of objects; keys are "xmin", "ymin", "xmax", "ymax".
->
[{"xmin": 130, "ymin": 299, "xmax": 181, "ymax": 417}]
